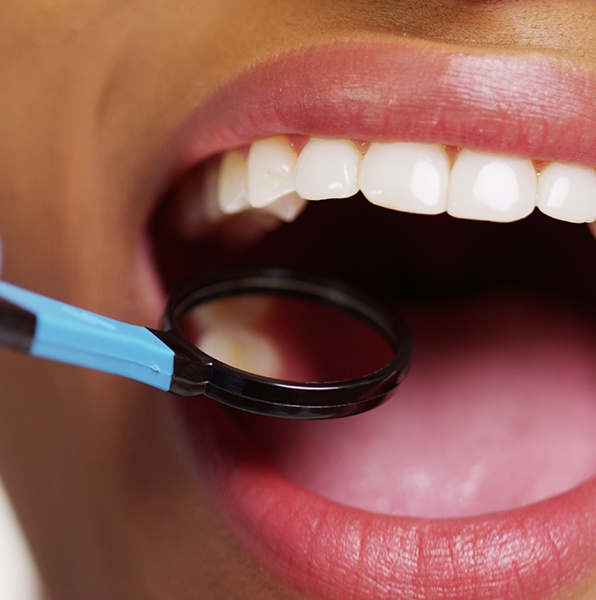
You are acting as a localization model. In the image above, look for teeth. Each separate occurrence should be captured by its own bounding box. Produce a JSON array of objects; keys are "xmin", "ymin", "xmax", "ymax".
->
[
  {"xmin": 295, "ymin": 138, "xmax": 361, "ymax": 200},
  {"xmin": 247, "ymin": 136, "xmax": 298, "ymax": 209},
  {"xmin": 177, "ymin": 135, "xmax": 596, "ymax": 234},
  {"xmin": 191, "ymin": 294, "xmax": 273, "ymax": 329},
  {"xmin": 171, "ymin": 159, "xmax": 223, "ymax": 239},
  {"xmin": 360, "ymin": 143, "xmax": 450, "ymax": 214},
  {"xmin": 447, "ymin": 150, "xmax": 536, "ymax": 222},
  {"xmin": 215, "ymin": 139, "xmax": 306, "ymax": 227},
  {"xmin": 218, "ymin": 150, "xmax": 250, "ymax": 215},
  {"xmin": 262, "ymin": 192, "xmax": 308, "ymax": 223},
  {"xmin": 196, "ymin": 326, "xmax": 282, "ymax": 378},
  {"xmin": 537, "ymin": 163, "xmax": 596, "ymax": 224},
  {"xmin": 190, "ymin": 296, "xmax": 282, "ymax": 377}
]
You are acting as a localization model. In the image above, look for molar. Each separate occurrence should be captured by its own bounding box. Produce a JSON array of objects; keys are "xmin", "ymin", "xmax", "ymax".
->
[
  {"xmin": 192, "ymin": 294, "xmax": 274, "ymax": 329},
  {"xmin": 294, "ymin": 138, "xmax": 361, "ymax": 200},
  {"xmin": 447, "ymin": 150, "xmax": 537, "ymax": 222},
  {"xmin": 360, "ymin": 142, "xmax": 450, "ymax": 214},
  {"xmin": 196, "ymin": 326, "xmax": 282, "ymax": 378},
  {"xmin": 190, "ymin": 295, "xmax": 282, "ymax": 377},
  {"xmin": 537, "ymin": 163, "xmax": 596, "ymax": 224}
]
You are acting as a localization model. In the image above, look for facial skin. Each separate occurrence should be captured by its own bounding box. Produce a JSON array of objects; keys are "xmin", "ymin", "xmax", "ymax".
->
[{"xmin": 0, "ymin": 1, "xmax": 594, "ymax": 598}]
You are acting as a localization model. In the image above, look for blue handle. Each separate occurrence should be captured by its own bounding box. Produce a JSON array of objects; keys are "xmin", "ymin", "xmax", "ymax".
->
[{"xmin": 0, "ymin": 281, "xmax": 174, "ymax": 391}]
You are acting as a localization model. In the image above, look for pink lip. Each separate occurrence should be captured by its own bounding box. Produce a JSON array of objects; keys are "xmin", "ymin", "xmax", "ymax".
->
[
  {"xmin": 169, "ymin": 39, "xmax": 596, "ymax": 598},
  {"xmin": 172, "ymin": 39, "xmax": 596, "ymax": 172},
  {"xmin": 179, "ymin": 400, "xmax": 596, "ymax": 600}
]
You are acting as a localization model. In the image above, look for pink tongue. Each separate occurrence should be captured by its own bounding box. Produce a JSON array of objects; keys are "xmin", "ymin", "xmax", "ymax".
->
[{"xmin": 235, "ymin": 294, "xmax": 596, "ymax": 518}]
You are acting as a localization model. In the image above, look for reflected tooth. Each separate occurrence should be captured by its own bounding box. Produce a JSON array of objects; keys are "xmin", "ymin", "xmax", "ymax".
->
[
  {"xmin": 360, "ymin": 143, "xmax": 449, "ymax": 214},
  {"xmin": 247, "ymin": 136, "xmax": 297, "ymax": 208},
  {"xmin": 262, "ymin": 192, "xmax": 308, "ymax": 223},
  {"xmin": 295, "ymin": 138, "xmax": 361, "ymax": 200},
  {"xmin": 590, "ymin": 221, "xmax": 596, "ymax": 240},
  {"xmin": 197, "ymin": 326, "xmax": 282, "ymax": 378},
  {"xmin": 537, "ymin": 163, "xmax": 596, "ymax": 224},
  {"xmin": 192, "ymin": 295, "xmax": 273, "ymax": 329},
  {"xmin": 218, "ymin": 150, "xmax": 250, "ymax": 215},
  {"xmin": 448, "ymin": 150, "xmax": 536, "ymax": 222}
]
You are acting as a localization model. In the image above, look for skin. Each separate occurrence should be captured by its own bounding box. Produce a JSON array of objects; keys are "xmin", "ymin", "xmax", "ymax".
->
[{"xmin": 0, "ymin": 1, "xmax": 594, "ymax": 598}]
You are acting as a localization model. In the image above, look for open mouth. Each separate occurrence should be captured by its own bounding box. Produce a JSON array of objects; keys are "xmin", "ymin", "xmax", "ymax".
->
[{"xmin": 145, "ymin": 41, "xmax": 595, "ymax": 599}]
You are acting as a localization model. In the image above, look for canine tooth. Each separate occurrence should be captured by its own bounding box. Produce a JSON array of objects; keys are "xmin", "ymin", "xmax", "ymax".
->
[
  {"xmin": 360, "ymin": 143, "xmax": 449, "ymax": 214},
  {"xmin": 262, "ymin": 192, "xmax": 308, "ymax": 223},
  {"xmin": 448, "ymin": 150, "xmax": 536, "ymax": 222},
  {"xmin": 218, "ymin": 150, "xmax": 250, "ymax": 214},
  {"xmin": 247, "ymin": 136, "xmax": 297, "ymax": 208},
  {"xmin": 197, "ymin": 326, "xmax": 282, "ymax": 378},
  {"xmin": 537, "ymin": 163, "xmax": 596, "ymax": 223},
  {"xmin": 295, "ymin": 138, "xmax": 361, "ymax": 200}
]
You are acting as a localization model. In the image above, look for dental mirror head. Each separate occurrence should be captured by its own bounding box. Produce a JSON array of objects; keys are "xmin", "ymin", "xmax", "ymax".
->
[{"xmin": 0, "ymin": 268, "xmax": 412, "ymax": 419}]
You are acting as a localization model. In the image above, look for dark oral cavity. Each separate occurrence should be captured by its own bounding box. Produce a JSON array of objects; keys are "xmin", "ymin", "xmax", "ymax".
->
[{"xmin": 150, "ymin": 179, "xmax": 596, "ymax": 518}]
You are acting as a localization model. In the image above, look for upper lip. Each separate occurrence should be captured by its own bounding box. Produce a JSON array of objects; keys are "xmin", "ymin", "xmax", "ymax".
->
[
  {"xmin": 158, "ymin": 37, "xmax": 595, "ymax": 599},
  {"xmin": 167, "ymin": 37, "xmax": 596, "ymax": 179}
]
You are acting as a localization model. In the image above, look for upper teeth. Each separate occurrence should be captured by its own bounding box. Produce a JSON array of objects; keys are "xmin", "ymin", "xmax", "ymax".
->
[{"xmin": 188, "ymin": 135, "xmax": 596, "ymax": 229}]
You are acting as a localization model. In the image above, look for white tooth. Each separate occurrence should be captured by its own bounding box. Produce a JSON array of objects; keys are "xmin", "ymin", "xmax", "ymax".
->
[
  {"xmin": 247, "ymin": 136, "xmax": 297, "ymax": 208},
  {"xmin": 192, "ymin": 295, "xmax": 273, "ymax": 329},
  {"xmin": 173, "ymin": 160, "xmax": 223, "ymax": 238},
  {"xmin": 447, "ymin": 150, "xmax": 536, "ymax": 222},
  {"xmin": 218, "ymin": 150, "xmax": 250, "ymax": 215},
  {"xmin": 295, "ymin": 138, "xmax": 361, "ymax": 200},
  {"xmin": 197, "ymin": 326, "xmax": 282, "ymax": 378},
  {"xmin": 198, "ymin": 164, "xmax": 223, "ymax": 223},
  {"xmin": 261, "ymin": 192, "xmax": 308, "ymax": 223},
  {"xmin": 537, "ymin": 163, "xmax": 596, "ymax": 224},
  {"xmin": 360, "ymin": 143, "xmax": 449, "ymax": 214}
]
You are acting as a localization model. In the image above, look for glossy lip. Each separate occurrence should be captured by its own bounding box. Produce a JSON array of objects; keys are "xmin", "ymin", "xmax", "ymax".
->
[
  {"xmin": 163, "ymin": 39, "xmax": 596, "ymax": 598},
  {"xmin": 181, "ymin": 400, "xmax": 596, "ymax": 600},
  {"xmin": 168, "ymin": 37, "xmax": 596, "ymax": 175}
]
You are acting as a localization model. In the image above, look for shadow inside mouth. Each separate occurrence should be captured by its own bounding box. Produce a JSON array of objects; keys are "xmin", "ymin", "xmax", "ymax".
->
[
  {"xmin": 150, "ymin": 191, "xmax": 596, "ymax": 309},
  {"xmin": 149, "ymin": 189, "xmax": 596, "ymax": 517}
]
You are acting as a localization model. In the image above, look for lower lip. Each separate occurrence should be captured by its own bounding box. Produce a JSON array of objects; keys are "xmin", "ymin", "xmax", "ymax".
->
[{"xmin": 177, "ymin": 397, "xmax": 596, "ymax": 599}]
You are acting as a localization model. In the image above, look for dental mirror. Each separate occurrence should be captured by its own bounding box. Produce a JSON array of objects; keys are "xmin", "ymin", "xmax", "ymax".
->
[{"xmin": 0, "ymin": 268, "xmax": 411, "ymax": 419}]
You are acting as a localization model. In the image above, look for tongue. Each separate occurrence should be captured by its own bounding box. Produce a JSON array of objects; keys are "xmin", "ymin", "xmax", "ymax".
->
[{"xmin": 233, "ymin": 294, "xmax": 596, "ymax": 518}]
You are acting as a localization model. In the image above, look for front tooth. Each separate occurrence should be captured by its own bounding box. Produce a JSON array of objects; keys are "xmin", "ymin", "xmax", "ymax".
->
[
  {"xmin": 295, "ymin": 138, "xmax": 361, "ymax": 200},
  {"xmin": 197, "ymin": 326, "xmax": 282, "ymax": 378},
  {"xmin": 360, "ymin": 143, "xmax": 449, "ymax": 214},
  {"xmin": 448, "ymin": 150, "xmax": 537, "ymax": 222},
  {"xmin": 537, "ymin": 163, "xmax": 596, "ymax": 223},
  {"xmin": 218, "ymin": 150, "xmax": 250, "ymax": 214},
  {"xmin": 247, "ymin": 136, "xmax": 297, "ymax": 208}
]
